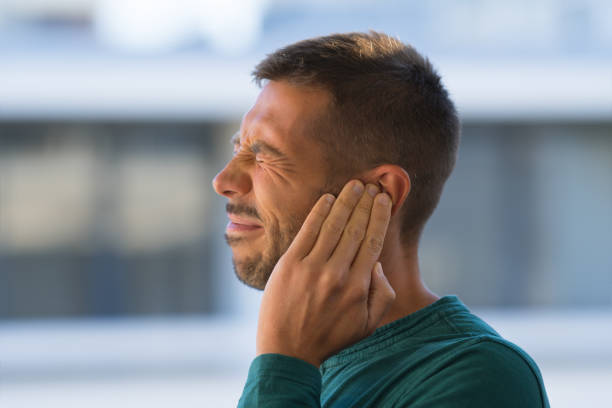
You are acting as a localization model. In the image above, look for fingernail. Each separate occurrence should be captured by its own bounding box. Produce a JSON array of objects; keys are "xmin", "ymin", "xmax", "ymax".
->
[
  {"xmin": 324, "ymin": 194, "xmax": 335, "ymax": 204},
  {"xmin": 376, "ymin": 193, "xmax": 391, "ymax": 206},
  {"xmin": 366, "ymin": 184, "xmax": 379, "ymax": 197},
  {"xmin": 352, "ymin": 181, "xmax": 364, "ymax": 195}
]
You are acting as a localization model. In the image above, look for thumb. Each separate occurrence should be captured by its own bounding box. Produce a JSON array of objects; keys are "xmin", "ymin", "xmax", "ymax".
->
[{"xmin": 366, "ymin": 262, "xmax": 396, "ymax": 334}]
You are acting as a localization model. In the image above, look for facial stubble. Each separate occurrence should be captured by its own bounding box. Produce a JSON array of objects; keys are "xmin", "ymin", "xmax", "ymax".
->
[
  {"xmin": 226, "ymin": 213, "xmax": 301, "ymax": 290},
  {"xmin": 225, "ymin": 182, "xmax": 340, "ymax": 290}
]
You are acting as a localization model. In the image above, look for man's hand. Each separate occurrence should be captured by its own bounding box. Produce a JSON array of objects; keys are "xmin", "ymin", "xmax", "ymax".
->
[{"xmin": 256, "ymin": 180, "xmax": 395, "ymax": 367}]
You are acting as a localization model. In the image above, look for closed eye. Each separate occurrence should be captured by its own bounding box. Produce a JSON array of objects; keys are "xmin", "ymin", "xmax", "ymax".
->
[{"xmin": 229, "ymin": 132, "xmax": 295, "ymax": 174}]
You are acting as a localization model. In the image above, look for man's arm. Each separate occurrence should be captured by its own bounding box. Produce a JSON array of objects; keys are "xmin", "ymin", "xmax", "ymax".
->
[
  {"xmin": 238, "ymin": 180, "xmax": 394, "ymax": 406},
  {"xmin": 238, "ymin": 354, "xmax": 322, "ymax": 408}
]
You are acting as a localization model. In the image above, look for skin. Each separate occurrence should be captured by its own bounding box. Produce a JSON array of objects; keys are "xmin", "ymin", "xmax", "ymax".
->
[
  {"xmin": 213, "ymin": 80, "xmax": 439, "ymax": 367},
  {"xmin": 213, "ymin": 82, "xmax": 334, "ymax": 289}
]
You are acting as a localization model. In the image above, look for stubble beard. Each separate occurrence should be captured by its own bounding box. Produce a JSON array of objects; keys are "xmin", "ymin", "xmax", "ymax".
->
[
  {"xmin": 225, "ymin": 180, "xmax": 342, "ymax": 290},
  {"xmin": 226, "ymin": 216, "xmax": 301, "ymax": 290}
]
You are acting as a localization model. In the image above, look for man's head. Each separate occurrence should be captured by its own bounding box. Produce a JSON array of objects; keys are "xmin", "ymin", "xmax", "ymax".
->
[{"xmin": 213, "ymin": 31, "xmax": 459, "ymax": 289}]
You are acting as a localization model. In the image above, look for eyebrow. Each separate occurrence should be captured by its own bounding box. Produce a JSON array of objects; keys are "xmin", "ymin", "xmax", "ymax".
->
[{"xmin": 231, "ymin": 132, "xmax": 287, "ymax": 159}]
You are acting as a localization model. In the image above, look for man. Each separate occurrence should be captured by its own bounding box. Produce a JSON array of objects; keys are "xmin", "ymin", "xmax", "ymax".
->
[{"xmin": 213, "ymin": 31, "xmax": 549, "ymax": 407}]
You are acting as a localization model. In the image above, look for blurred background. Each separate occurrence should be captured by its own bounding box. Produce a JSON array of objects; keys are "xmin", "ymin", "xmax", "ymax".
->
[{"xmin": 0, "ymin": 0, "xmax": 611, "ymax": 406}]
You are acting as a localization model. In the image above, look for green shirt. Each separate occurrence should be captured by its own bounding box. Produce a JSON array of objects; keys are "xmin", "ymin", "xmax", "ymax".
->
[{"xmin": 238, "ymin": 296, "xmax": 550, "ymax": 407}]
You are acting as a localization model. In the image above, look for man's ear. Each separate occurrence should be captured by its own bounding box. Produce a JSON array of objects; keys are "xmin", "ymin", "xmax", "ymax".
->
[{"xmin": 360, "ymin": 165, "xmax": 411, "ymax": 216}]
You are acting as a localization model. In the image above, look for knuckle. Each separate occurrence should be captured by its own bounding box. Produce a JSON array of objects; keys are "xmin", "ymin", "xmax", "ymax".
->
[
  {"xmin": 305, "ymin": 222, "xmax": 322, "ymax": 237},
  {"xmin": 305, "ymin": 224, "xmax": 318, "ymax": 236},
  {"xmin": 355, "ymin": 201, "xmax": 371, "ymax": 216},
  {"xmin": 373, "ymin": 208, "xmax": 390, "ymax": 223},
  {"xmin": 336, "ymin": 195, "xmax": 354, "ymax": 211},
  {"xmin": 324, "ymin": 219, "xmax": 344, "ymax": 236},
  {"xmin": 345, "ymin": 224, "xmax": 366, "ymax": 241},
  {"xmin": 315, "ymin": 202, "xmax": 332, "ymax": 218},
  {"xmin": 310, "ymin": 208, "xmax": 325, "ymax": 222},
  {"xmin": 320, "ymin": 269, "xmax": 344, "ymax": 291},
  {"xmin": 366, "ymin": 235, "xmax": 384, "ymax": 253},
  {"xmin": 299, "ymin": 222, "xmax": 314, "ymax": 236},
  {"xmin": 347, "ymin": 286, "xmax": 368, "ymax": 304}
]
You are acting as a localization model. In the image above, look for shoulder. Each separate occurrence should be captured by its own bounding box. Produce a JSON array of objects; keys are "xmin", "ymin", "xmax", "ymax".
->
[
  {"xmin": 405, "ymin": 336, "xmax": 549, "ymax": 407},
  {"xmin": 456, "ymin": 336, "xmax": 541, "ymax": 374}
]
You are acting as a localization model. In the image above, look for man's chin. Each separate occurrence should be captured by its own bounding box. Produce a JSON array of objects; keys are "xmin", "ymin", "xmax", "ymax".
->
[
  {"xmin": 226, "ymin": 222, "xmax": 293, "ymax": 290},
  {"xmin": 225, "ymin": 231, "xmax": 265, "ymax": 247},
  {"xmin": 232, "ymin": 254, "xmax": 272, "ymax": 290}
]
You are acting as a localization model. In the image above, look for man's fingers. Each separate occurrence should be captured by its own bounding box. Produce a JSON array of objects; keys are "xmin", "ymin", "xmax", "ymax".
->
[
  {"xmin": 351, "ymin": 192, "xmax": 392, "ymax": 274},
  {"xmin": 308, "ymin": 180, "xmax": 364, "ymax": 261},
  {"xmin": 366, "ymin": 262, "xmax": 396, "ymax": 333},
  {"xmin": 287, "ymin": 193, "xmax": 335, "ymax": 258},
  {"xmin": 328, "ymin": 184, "xmax": 378, "ymax": 269}
]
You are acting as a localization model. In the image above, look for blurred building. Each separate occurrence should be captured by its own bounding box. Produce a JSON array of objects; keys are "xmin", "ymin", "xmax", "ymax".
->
[
  {"xmin": 1, "ymin": 0, "xmax": 610, "ymax": 319},
  {"xmin": 0, "ymin": 1, "xmax": 611, "ymax": 406}
]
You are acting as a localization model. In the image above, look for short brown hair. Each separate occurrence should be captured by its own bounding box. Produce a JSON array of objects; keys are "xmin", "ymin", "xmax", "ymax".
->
[{"xmin": 253, "ymin": 31, "xmax": 460, "ymax": 244}]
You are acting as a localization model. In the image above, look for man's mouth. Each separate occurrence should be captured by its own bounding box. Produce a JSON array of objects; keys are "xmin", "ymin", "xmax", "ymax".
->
[{"xmin": 226, "ymin": 214, "xmax": 263, "ymax": 233}]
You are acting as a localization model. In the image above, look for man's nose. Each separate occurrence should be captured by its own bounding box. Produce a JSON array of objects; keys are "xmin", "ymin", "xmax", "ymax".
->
[{"xmin": 212, "ymin": 159, "xmax": 252, "ymax": 199}]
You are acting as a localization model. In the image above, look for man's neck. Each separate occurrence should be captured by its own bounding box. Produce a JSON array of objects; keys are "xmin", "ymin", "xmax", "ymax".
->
[{"xmin": 376, "ymin": 235, "xmax": 439, "ymax": 329}]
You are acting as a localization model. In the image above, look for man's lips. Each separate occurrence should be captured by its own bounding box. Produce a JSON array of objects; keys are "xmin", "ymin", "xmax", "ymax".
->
[{"xmin": 226, "ymin": 214, "xmax": 263, "ymax": 232}]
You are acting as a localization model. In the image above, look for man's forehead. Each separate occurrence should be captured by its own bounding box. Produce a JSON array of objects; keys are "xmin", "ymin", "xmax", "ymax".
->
[
  {"xmin": 249, "ymin": 81, "xmax": 329, "ymax": 130},
  {"xmin": 239, "ymin": 110, "xmax": 282, "ymax": 137},
  {"xmin": 235, "ymin": 115, "xmax": 284, "ymax": 150},
  {"xmin": 236, "ymin": 81, "xmax": 333, "ymax": 156},
  {"xmin": 237, "ymin": 110, "xmax": 304, "ymax": 155}
]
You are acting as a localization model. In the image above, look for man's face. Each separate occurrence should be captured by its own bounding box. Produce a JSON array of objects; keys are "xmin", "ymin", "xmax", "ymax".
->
[{"xmin": 212, "ymin": 80, "xmax": 335, "ymax": 289}]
